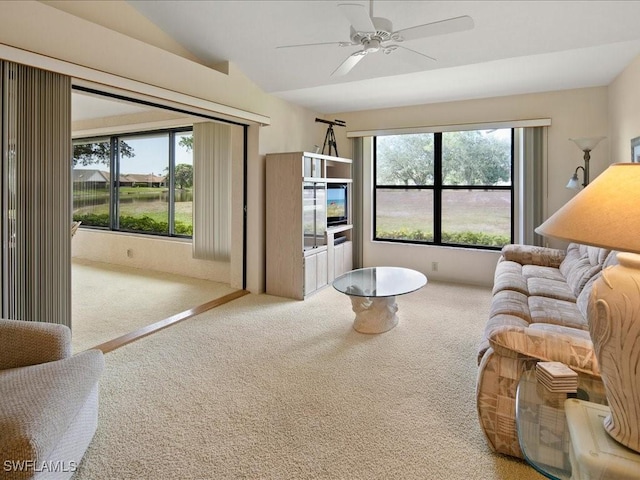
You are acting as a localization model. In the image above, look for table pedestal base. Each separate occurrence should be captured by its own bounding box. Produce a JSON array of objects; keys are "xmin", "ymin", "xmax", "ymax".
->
[{"xmin": 349, "ymin": 295, "xmax": 398, "ymax": 334}]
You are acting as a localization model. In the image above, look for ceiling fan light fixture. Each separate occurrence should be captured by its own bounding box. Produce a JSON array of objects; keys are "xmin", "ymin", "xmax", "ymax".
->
[{"xmin": 364, "ymin": 39, "xmax": 381, "ymax": 53}]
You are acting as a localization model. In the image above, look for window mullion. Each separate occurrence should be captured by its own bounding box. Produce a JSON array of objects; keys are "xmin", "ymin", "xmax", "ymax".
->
[
  {"xmin": 168, "ymin": 131, "xmax": 175, "ymax": 235},
  {"xmin": 434, "ymin": 133, "xmax": 442, "ymax": 244},
  {"xmin": 110, "ymin": 136, "xmax": 119, "ymax": 230},
  {"xmin": 373, "ymin": 137, "xmax": 378, "ymax": 240},
  {"xmin": 510, "ymin": 128, "xmax": 515, "ymax": 244}
]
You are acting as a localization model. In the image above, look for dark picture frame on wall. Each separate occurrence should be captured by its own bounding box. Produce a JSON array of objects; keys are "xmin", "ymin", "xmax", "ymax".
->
[{"xmin": 632, "ymin": 136, "xmax": 640, "ymax": 162}]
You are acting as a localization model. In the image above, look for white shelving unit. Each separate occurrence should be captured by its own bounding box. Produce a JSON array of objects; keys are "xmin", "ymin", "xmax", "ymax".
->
[{"xmin": 266, "ymin": 151, "xmax": 353, "ymax": 299}]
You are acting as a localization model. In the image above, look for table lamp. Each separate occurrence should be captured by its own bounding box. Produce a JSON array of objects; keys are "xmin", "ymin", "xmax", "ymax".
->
[{"xmin": 536, "ymin": 163, "xmax": 640, "ymax": 453}]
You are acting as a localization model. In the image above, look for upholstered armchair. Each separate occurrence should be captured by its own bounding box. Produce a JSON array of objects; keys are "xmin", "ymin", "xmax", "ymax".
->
[{"xmin": 0, "ymin": 319, "xmax": 104, "ymax": 479}]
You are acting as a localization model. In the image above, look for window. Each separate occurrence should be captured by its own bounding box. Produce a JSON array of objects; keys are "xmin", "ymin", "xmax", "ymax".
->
[
  {"xmin": 72, "ymin": 128, "xmax": 193, "ymax": 237},
  {"xmin": 374, "ymin": 129, "xmax": 513, "ymax": 249}
]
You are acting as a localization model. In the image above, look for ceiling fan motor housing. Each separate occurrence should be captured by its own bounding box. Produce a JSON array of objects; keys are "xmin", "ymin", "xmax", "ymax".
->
[{"xmin": 350, "ymin": 16, "xmax": 394, "ymax": 45}]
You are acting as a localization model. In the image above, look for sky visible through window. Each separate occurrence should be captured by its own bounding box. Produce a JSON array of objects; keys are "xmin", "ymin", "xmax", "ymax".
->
[{"xmin": 74, "ymin": 132, "xmax": 192, "ymax": 174}]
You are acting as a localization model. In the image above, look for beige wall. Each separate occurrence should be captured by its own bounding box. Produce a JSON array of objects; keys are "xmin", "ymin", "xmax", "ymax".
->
[
  {"xmin": 609, "ymin": 54, "xmax": 640, "ymax": 163},
  {"xmin": 42, "ymin": 0, "xmax": 204, "ymax": 63},
  {"xmin": 329, "ymin": 87, "xmax": 610, "ymax": 285},
  {"xmin": 72, "ymin": 230, "xmax": 231, "ymax": 281}
]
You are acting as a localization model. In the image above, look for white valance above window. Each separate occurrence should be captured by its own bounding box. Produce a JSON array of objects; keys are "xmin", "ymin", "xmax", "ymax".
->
[{"xmin": 346, "ymin": 118, "xmax": 551, "ymax": 138}]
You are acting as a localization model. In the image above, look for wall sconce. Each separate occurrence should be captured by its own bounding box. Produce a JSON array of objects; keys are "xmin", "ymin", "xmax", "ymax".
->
[{"xmin": 566, "ymin": 137, "xmax": 606, "ymax": 189}]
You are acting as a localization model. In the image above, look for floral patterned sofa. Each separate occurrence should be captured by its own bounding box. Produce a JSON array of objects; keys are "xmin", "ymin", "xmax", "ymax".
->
[{"xmin": 475, "ymin": 243, "xmax": 618, "ymax": 458}]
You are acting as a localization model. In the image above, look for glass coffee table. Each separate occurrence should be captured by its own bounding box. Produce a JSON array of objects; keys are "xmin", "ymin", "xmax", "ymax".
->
[
  {"xmin": 515, "ymin": 366, "xmax": 608, "ymax": 479},
  {"xmin": 332, "ymin": 266, "xmax": 427, "ymax": 334}
]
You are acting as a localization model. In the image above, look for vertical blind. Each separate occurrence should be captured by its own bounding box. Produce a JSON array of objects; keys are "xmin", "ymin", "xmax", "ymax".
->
[
  {"xmin": 351, "ymin": 137, "xmax": 364, "ymax": 268},
  {"xmin": 521, "ymin": 127, "xmax": 547, "ymax": 246},
  {"xmin": 193, "ymin": 121, "xmax": 232, "ymax": 261},
  {"xmin": 1, "ymin": 61, "xmax": 72, "ymax": 326}
]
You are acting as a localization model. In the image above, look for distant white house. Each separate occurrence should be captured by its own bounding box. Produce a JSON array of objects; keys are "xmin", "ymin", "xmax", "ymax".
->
[{"xmin": 73, "ymin": 169, "xmax": 166, "ymax": 188}]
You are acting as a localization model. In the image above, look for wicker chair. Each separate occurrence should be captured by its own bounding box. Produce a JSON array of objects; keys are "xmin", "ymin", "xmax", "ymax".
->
[{"xmin": 0, "ymin": 319, "xmax": 104, "ymax": 479}]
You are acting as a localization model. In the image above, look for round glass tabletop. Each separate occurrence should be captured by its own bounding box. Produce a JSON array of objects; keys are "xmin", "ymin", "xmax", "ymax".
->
[{"xmin": 332, "ymin": 266, "xmax": 427, "ymax": 297}]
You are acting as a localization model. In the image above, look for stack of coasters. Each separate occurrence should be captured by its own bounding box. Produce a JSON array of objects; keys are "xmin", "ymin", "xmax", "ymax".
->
[{"xmin": 536, "ymin": 361, "xmax": 578, "ymax": 393}]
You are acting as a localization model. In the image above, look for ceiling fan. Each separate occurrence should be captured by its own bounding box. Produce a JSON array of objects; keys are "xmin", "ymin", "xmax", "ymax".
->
[{"xmin": 277, "ymin": 1, "xmax": 474, "ymax": 76}]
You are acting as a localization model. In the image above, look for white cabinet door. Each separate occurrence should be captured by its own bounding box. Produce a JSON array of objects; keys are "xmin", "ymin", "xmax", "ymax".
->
[
  {"xmin": 334, "ymin": 244, "xmax": 344, "ymax": 278},
  {"xmin": 343, "ymin": 241, "xmax": 353, "ymax": 272},
  {"xmin": 304, "ymin": 254, "xmax": 317, "ymax": 296},
  {"xmin": 316, "ymin": 249, "xmax": 328, "ymax": 288}
]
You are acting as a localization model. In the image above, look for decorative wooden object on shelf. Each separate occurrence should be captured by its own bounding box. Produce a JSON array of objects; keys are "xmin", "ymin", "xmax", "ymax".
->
[{"xmin": 266, "ymin": 151, "xmax": 353, "ymax": 300}]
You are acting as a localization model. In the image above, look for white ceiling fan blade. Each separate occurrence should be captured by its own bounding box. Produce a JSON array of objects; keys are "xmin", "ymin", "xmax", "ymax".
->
[
  {"xmin": 387, "ymin": 44, "xmax": 436, "ymax": 62},
  {"xmin": 394, "ymin": 15, "xmax": 474, "ymax": 42},
  {"xmin": 331, "ymin": 51, "xmax": 367, "ymax": 76},
  {"xmin": 338, "ymin": 3, "xmax": 375, "ymax": 33},
  {"xmin": 277, "ymin": 41, "xmax": 356, "ymax": 49}
]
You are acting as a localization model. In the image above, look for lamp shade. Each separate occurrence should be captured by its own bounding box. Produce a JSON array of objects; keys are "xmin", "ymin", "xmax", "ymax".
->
[
  {"xmin": 536, "ymin": 163, "xmax": 640, "ymax": 254},
  {"xmin": 570, "ymin": 136, "xmax": 605, "ymax": 151},
  {"xmin": 566, "ymin": 172, "xmax": 580, "ymax": 189}
]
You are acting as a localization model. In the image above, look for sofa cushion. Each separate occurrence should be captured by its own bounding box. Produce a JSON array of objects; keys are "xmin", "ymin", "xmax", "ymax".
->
[
  {"xmin": 559, "ymin": 243, "xmax": 586, "ymax": 277},
  {"xmin": 490, "ymin": 290, "xmax": 531, "ymax": 323},
  {"xmin": 577, "ymin": 273, "xmax": 599, "ymax": 319},
  {"xmin": 526, "ymin": 277, "xmax": 577, "ymax": 302},
  {"xmin": 521, "ymin": 264, "xmax": 565, "ymax": 282},
  {"xmin": 574, "ymin": 251, "xmax": 620, "ymax": 319},
  {"xmin": 501, "ymin": 244, "xmax": 566, "ymax": 267},
  {"xmin": 528, "ymin": 296, "xmax": 588, "ymax": 330},
  {"xmin": 565, "ymin": 257, "xmax": 603, "ymax": 296},
  {"xmin": 559, "ymin": 245, "xmax": 610, "ymax": 297},
  {"xmin": 492, "ymin": 261, "xmax": 528, "ymax": 295}
]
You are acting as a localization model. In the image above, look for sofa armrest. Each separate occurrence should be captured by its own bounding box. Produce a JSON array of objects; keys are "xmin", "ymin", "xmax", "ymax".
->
[
  {"xmin": 488, "ymin": 323, "xmax": 600, "ymax": 376},
  {"xmin": 501, "ymin": 244, "xmax": 566, "ymax": 268},
  {"xmin": 0, "ymin": 319, "xmax": 71, "ymax": 370}
]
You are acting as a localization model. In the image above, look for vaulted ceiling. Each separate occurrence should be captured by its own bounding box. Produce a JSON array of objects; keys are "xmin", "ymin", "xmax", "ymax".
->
[{"xmin": 121, "ymin": 1, "xmax": 640, "ymax": 113}]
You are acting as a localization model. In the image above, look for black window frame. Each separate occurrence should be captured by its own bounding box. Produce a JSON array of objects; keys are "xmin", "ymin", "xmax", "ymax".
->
[
  {"xmin": 373, "ymin": 129, "xmax": 515, "ymax": 251},
  {"xmin": 72, "ymin": 126, "xmax": 194, "ymax": 239}
]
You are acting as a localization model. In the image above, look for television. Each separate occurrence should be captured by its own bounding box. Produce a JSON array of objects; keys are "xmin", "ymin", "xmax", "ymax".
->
[{"xmin": 327, "ymin": 183, "xmax": 348, "ymax": 226}]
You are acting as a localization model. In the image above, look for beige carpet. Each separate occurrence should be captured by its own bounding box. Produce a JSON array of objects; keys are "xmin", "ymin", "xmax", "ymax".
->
[
  {"xmin": 72, "ymin": 258, "xmax": 238, "ymax": 353},
  {"xmin": 74, "ymin": 281, "xmax": 544, "ymax": 480}
]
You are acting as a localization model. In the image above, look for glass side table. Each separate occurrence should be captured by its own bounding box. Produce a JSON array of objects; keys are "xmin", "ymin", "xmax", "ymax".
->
[{"xmin": 515, "ymin": 366, "xmax": 607, "ymax": 480}]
